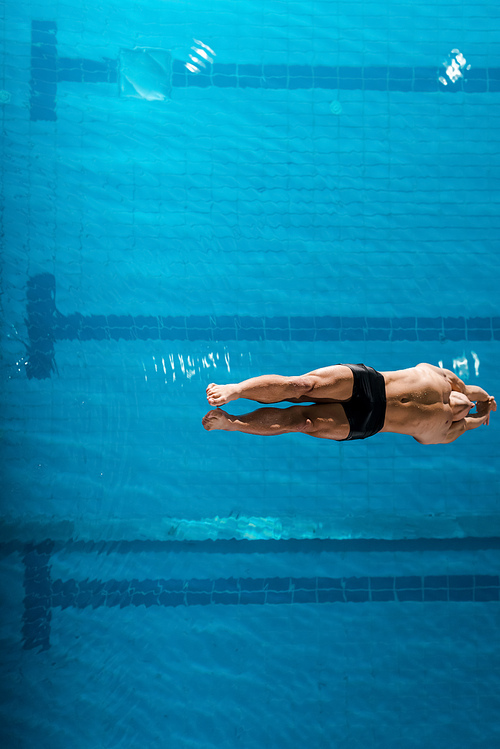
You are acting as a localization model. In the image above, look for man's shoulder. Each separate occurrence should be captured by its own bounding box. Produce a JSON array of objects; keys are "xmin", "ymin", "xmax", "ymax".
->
[
  {"xmin": 416, "ymin": 362, "xmax": 455, "ymax": 383},
  {"xmin": 415, "ymin": 362, "xmax": 440, "ymax": 372}
]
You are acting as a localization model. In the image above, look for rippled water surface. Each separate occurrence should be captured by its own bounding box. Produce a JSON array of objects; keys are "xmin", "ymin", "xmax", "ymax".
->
[{"xmin": 1, "ymin": 1, "xmax": 500, "ymax": 747}]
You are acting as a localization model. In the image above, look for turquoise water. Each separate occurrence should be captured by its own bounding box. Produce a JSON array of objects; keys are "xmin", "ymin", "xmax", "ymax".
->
[{"xmin": 1, "ymin": 1, "xmax": 500, "ymax": 747}]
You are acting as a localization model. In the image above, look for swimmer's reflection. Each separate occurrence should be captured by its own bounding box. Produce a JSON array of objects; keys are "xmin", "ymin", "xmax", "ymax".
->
[
  {"xmin": 203, "ymin": 362, "xmax": 496, "ymax": 445},
  {"xmin": 203, "ymin": 403, "xmax": 350, "ymax": 439}
]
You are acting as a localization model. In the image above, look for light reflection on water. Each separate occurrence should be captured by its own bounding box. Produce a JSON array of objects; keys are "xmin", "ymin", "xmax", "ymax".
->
[
  {"xmin": 439, "ymin": 49, "xmax": 471, "ymax": 86},
  {"xmin": 451, "ymin": 351, "xmax": 480, "ymax": 379},
  {"xmin": 141, "ymin": 347, "xmax": 237, "ymax": 384},
  {"xmin": 185, "ymin": 39, "xmax": 216, "ymax": 74},
  {"xmin": 439, "ymin": 350, "xmax": 480, "ymax": 380}
]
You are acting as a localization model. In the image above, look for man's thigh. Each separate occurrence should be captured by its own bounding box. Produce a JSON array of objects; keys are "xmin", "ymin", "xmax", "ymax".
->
[{"xmin": 303, "ymin": 364, "xmax": 354, "ymax": 401}]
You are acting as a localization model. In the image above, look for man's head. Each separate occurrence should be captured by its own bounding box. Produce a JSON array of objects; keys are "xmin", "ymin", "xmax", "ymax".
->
[{"xmin": 449, "ymin": 390, "xmax": 474, "ymax": 421}]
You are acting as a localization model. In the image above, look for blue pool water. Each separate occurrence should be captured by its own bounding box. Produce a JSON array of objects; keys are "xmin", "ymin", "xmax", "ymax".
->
[{"xmin": 1, "ymin": 1, "xmax": 500, "ymax": 747}]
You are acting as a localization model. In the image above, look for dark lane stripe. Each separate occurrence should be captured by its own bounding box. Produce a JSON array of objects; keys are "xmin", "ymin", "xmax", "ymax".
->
[
  {"xmin": 22, "ymin": 541, "xmax": 54, "ymax": 651},
  {"xmin": 21, "ymin": 541, "xmax": 500, "ymax": 651},
  {"xmin": 25, "ymin": 274, "xmax": 499, "ymax": 378},
  {"xmin": 51, "ymin": 573, "xmax": 500, "ymax": 610},
  {"xmin": 30, "ymin": 21, "xmax": 498, "ymax": 121},
  {"xmin": 43, "ymin": 537, "xmax": 500, "ymax": 555},
  {"xmin": 5, "ymin": 536, "xmax": 500, "ymax": 557},
  {"xmin": 30, "ymin": 21, "xmax": 58, "ymax": 121},
  {"xmin": 173, "ymin": 60, "xmax": 498, "ymax": 94}
]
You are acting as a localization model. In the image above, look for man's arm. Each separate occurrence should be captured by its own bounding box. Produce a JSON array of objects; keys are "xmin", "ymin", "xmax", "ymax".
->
[
  {"xmin": 446, "ymin": 367, "xmax": 494, "ymax": 402},
  {"xmin": 463, "ymin": 384, "xmax": 493, "ymax": 402},
  {"xmin": 438, "ymin": 367, "xmax": 480, "ymax": 398},
  {"xmin": 419, "ymin": 362, "xmax": 494, "ymax": 402},
  {"xmin": 444, "ymin": 406, "xmax": 495, "ymax": 444}
]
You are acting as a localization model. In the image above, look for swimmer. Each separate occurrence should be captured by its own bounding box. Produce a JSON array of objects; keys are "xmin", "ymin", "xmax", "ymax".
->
[{"xmin": 203, "ymin": 363, "xmax": 496, "ymax": 444}]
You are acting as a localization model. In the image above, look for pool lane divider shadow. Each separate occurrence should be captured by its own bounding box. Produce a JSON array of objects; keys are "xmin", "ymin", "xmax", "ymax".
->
[
  {"xmin": 30, "ymin": 20, "xmax": 500, "ymax": 121},
  {"xmin": 21, "ymin": 540, "xmax": 500, "ymax": 651},
  {"xmin": 26, "ymin": 274, "xmax": 500, "ymax": 379}
]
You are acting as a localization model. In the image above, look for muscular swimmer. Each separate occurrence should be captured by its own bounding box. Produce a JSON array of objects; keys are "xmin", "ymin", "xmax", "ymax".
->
[{"xmin": 203, "ymin": 363, "xmax": 496, "ymax": 445}]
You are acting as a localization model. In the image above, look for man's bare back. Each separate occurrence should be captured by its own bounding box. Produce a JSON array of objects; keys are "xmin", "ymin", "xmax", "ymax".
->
[
  {"xmin": 381, "ymin": 363, "xmax": 493, "ymax": 443},
  {"xmin": 203, "ymin": 362, "xmax": 496, "ymax": 444}
]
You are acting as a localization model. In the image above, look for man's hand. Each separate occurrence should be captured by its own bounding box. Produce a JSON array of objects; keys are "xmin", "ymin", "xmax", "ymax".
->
[{"xmin": 476, "ymin": 396, "xmax": 497, "ymax": 425}]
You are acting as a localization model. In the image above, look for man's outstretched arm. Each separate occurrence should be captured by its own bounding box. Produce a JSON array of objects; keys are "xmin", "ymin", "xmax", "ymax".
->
[
  {"xmin": 444, "ymin": 401, "xmax": 496, "ymax": 443},
  {"xmin": 463, "ymin": 384, "xmax": 494, "ymax": 402},
  {"xmin": 421, "ymin": 363, "xmax": 494, "ymax": 403},
  {"xmin": 443, "ymin": 368, "xmax": 493, "ymax": 403}
]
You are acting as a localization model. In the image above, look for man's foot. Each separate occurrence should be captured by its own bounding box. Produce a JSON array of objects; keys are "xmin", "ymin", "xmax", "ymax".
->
[
  {"xmin": 202, "ymin": 408, "xmax": 232, "ymax": 431},
  {"xmin": 206, "ymin": 383, "xmax": 240, "ymax": 406}
]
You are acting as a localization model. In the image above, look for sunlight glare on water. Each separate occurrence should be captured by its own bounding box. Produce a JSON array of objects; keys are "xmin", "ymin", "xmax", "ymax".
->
[
  {"xmin": 453, "ymin": 355, "xmax": 469, "ymax": 379},
  {"xmin": 439, "ymin": 49, "xmax": 471, "ymax": 86},
  {"xmin": 185, "ymin": 39, "xmax": 216, "ymax": 74},
  {"xmin": 141, "ymin": 347, "xmax": 235, "ymax": 384}
]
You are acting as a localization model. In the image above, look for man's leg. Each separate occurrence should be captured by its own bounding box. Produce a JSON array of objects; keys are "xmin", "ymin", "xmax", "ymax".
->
[
  {"xmin": 202, "ymin": 403, "xmax": 350, "ymax": 440},
  {"xmin": 203, "ymin": 405, "xmax": 313, "ymax": 435},
  {"xmin": 206, "ymin": 365, "xmax": 354, "ymax": 406}
]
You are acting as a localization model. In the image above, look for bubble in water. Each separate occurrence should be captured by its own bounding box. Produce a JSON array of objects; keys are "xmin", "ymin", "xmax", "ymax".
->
[
  {"xmin": 439, "ymin": 49, "xmax": 471, "ymax": 86},
  {"xmin": 185, "ymin": 39, "xmax": 216, "ymax": 74},
  {"xmin": 330, "ymin": 101, "xmax": 342, "ymax": 115}
]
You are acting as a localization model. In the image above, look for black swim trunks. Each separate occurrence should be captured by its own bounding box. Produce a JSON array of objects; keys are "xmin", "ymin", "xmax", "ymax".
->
[{"xmin": 340, "ymin": 363, "xmax": 386, "ymax": 440}]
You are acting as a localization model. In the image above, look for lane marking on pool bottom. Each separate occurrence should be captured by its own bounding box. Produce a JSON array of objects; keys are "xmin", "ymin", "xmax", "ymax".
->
[
  {"xmin": 25, "ymin": 274, "xmax": 500, "ymax": 378},
  {"xmin": 29, "ymin": 21, "xmax": 500, "ymax": 122},
  {"xmin": 22, "ymin": 541, "xmax": 499, "ymax": 651}
]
